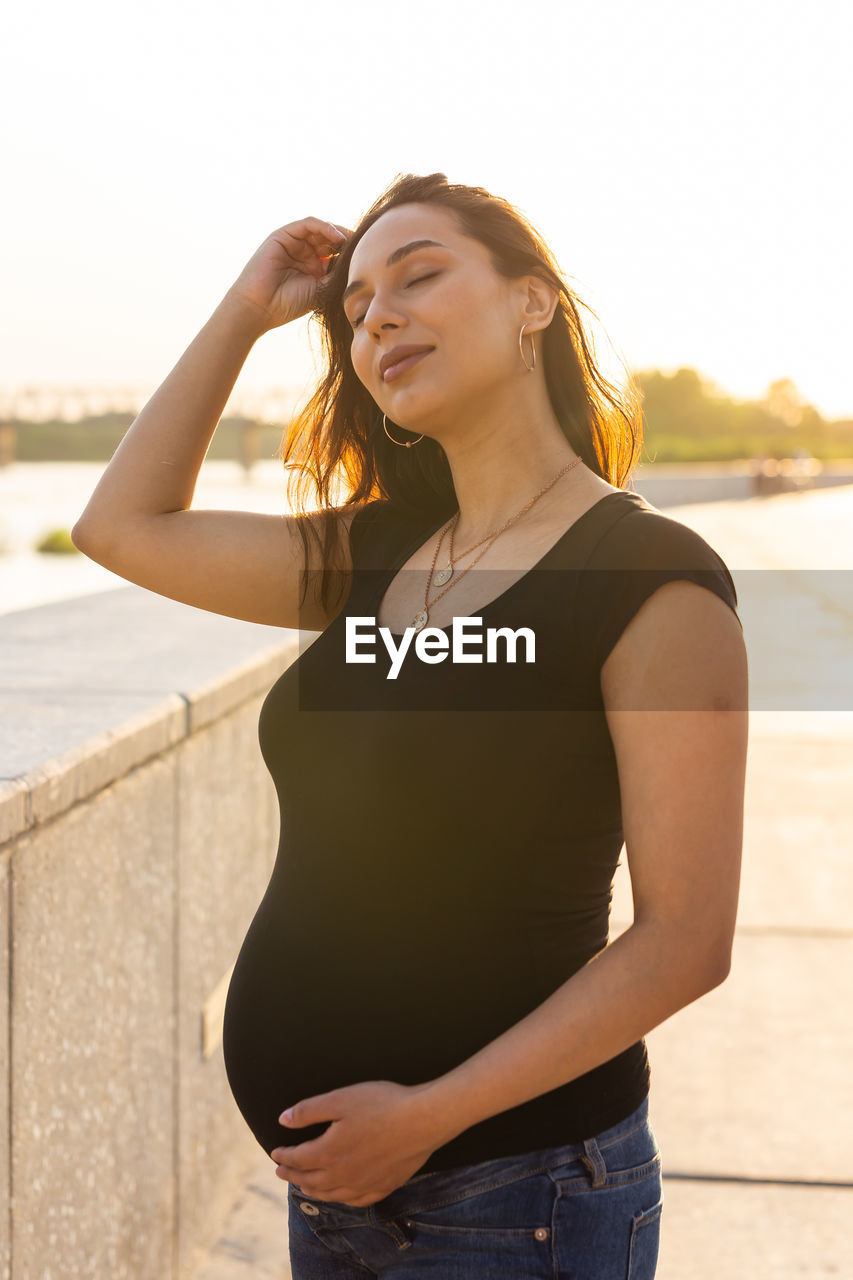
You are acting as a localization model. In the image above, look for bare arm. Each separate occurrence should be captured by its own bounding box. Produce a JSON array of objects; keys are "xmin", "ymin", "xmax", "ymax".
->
[{"xmin": 72, "ymin": 217, "xmax": 354, "ymax": 630}]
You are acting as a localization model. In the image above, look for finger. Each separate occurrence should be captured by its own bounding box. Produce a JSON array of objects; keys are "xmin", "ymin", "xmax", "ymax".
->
[
  {"xmin": 264, "ymin": 226, "xmax": 339, "ymax": 271},
  {"xmin": 298, "ymin": 225, "xmax": 349, "ymax": 267},
  {"xmin": 268, "ymin": 230, "xmax": 319, "ymax": 266},
  {"xmin": 289, "ymin": 1175, "xmax": 357, "ymax": 1204},
  {"xmin": 280, "ymin": 1090, "xmax": 343, "ymax": 1127},
  {"xmin": 274, "ymin": 1161, "xmax": 324, "ymax": 1182},
  {"xmin": 278, "ymin": 218, "xmax": 347, "ymax": 247},
  {"xmin": 272, "ymin": 1143, "xmax": 326, "ymax": 1169},
  {"xmin": 304, "ymin": 1184, "xmax": 355, "ymax": 1203},
  {"xmin": 284, "ymin": 215, "xmax": 340, "ymax": 237}
]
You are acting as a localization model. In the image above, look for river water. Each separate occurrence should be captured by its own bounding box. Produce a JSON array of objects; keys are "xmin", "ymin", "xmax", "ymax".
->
[{"xmin": 0, "ymin": 459, "xmax": 298, "ymax": 616}]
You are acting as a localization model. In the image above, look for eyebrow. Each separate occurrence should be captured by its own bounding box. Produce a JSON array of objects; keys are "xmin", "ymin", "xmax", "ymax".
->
[{"xmin": 342, "ymin": 240, "xmax": 448, "ymax": 307}]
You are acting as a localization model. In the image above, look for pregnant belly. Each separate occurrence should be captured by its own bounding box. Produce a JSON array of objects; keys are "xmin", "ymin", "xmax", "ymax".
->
[{"xmin": 221, "ymin": 895, "xmax": 544, "ymax": 1158}]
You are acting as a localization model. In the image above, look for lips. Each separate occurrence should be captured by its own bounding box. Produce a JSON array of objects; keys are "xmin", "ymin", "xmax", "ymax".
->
[{"xmin": 380, "ymin": 345, "xmax": 435, "ymax": 380}]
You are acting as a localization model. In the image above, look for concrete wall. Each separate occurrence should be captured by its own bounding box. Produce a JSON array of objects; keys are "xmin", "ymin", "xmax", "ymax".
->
[{"xmin": 0, "ymin": 589, "xmax": 301, "ymax": 1279}]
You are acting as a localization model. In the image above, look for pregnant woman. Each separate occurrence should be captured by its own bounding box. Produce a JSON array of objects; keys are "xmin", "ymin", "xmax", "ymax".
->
[{"xmin": 73, "ymin": 172, "xmax": 748, "ymax": 1278}]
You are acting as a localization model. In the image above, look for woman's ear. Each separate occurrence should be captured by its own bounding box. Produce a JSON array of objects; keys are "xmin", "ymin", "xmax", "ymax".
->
[{"xmin": 519, "ymin": 274, "xmax": 559, "ymax": 334}]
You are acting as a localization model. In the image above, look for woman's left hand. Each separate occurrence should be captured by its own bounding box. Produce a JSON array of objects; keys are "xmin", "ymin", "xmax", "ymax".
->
[{"xmin": 270, "ymin": 1079, "xmax": 446, "ymax": 1207}]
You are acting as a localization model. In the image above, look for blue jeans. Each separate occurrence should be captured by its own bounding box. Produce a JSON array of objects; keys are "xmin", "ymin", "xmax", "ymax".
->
[{"xmin": 287, "ymin": 1094, "xmax": 662, "ymax": 1278}]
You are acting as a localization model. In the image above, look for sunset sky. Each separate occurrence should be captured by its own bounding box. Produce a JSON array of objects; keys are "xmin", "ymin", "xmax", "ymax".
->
[{"xmin": 3, "ymin": 0, "xmax": 851, "ymax": 419}]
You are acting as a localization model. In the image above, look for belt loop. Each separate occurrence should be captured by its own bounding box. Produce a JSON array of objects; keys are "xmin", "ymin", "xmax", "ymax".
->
[{"xmin": 581, "ymin": 1137, "xmax": 607, "ymax": 1188}]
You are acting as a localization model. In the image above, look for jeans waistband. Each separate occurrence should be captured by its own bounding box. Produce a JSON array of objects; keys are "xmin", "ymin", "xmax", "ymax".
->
[
  {"xmin": 341, "ymin": 1093, "xmax": 652, "ymax": 1221},
  {"xmin": 409, "ymin": 1094, "xmax": 648, "ymax": 1181}
]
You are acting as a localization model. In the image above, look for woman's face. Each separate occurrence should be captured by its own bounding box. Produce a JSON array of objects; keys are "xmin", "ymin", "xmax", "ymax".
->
[{"xmin": 343, "ymin": 203, "xmax": 527, "ymax": 431}]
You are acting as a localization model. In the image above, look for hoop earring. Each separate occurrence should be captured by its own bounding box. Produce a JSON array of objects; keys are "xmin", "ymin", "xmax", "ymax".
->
[
  {"xmin": 383, "ymin": 413, "xmax": 424, "ymax": 447},
  {"xmin": 519, "ymin": 323, "xmax": 536, "ymax": 373}
]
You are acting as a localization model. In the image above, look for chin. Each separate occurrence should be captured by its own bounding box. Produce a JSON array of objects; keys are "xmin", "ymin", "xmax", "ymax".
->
[{"xmin": 388, "ymin": 383, "xmax": 465, "ymax": 432}]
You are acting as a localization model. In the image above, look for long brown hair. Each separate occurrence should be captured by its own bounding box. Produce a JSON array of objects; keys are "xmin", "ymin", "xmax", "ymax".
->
[{"xmin": 279, "ymin": 172, "xmax": 644, "ymax": 615}]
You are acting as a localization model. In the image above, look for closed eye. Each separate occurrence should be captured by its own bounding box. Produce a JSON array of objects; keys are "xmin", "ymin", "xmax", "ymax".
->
[
  {"xmin": 351, "ymin": 272, "xmax": 441, "ymax": 329},
  {"xmin": 406, "ymin": 271, "xmax": 440, "ymax": 289}
]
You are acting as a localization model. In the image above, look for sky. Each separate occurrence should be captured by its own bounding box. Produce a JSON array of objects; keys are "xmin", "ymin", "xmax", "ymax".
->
[{"xmin": 2, "ymin": 0, "xmax": 852, "ymax": 421}]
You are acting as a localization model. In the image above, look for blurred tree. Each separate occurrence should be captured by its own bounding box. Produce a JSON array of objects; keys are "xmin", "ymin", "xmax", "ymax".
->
[
  {"xmin": 634, "ymin": 368, "xmax": 834, "ymax": 461},
  {"xmin": 764, "ymin": 378, "xmax": 804, "ymax": 427},
  {"xmin": 634, "ymin": 367, "xmax": 733, "ymax": 437}
]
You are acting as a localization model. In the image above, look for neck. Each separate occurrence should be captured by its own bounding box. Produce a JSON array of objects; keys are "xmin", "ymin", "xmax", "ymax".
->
[{"xmin": 431, "ymin": 386, "xmax": 586, "ymax": 545}]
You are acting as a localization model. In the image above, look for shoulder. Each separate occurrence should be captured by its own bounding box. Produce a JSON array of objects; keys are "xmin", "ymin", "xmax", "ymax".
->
[
  {"xmin": 591, "ymin": 492, "xmax": 735, "ymax": 578},
  {"xmin": 580, "ymin": 492, "xmax": 742, "ymax": 676},
  {"xmin": 589, "ymin": 491, "xmax": 739, "ymax": 615}
]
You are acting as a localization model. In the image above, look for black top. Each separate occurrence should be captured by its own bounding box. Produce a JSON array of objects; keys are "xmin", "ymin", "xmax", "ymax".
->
[{"xmin": 222, "ymin": 487, "xmax": 741, "ymax": 1175}]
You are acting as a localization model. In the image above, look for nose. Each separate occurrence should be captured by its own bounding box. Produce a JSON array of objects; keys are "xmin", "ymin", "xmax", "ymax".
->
[{"xmin": 362, "ymin": 289, "xmax": 406, "ymax": 339}]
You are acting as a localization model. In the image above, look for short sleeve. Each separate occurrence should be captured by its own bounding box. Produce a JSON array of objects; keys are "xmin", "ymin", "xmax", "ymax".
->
[
  {"xmin": 346, "ymin": 499, "xmax": 394, "ymax": 571},
  {"xmin": 584, "ymin": 508, "xmax": 741, "ymax": 671},
  {"xmin": 346, "ymin": 499, "xmax": 451, "ymax": 573}
]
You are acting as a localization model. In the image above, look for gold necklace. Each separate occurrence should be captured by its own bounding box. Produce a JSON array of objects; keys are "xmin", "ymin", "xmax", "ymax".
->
[{"xmin": 408, "ymin": 454, "xmax": 584, "ymax": 632}]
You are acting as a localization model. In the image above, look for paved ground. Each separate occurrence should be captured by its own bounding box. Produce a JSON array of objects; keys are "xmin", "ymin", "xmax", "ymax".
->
[{"xmin": 188, "ymin": 485, "xmax": 853, "ymax": 1278}]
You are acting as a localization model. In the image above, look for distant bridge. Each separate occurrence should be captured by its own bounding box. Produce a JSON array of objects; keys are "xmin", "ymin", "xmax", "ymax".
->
[{"xmin": 0, "ymin": 385, "xmax": 303, "ymax": 424}]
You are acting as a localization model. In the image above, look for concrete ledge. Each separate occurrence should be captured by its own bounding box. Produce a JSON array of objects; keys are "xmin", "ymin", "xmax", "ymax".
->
[
  {"xmin": 0, "ymin": 586, "xmax": 301, "ymax": 846},
  {"xmin": 10, "ymin": 694, "xmax": 186, "ymax": 831},
  {"xmin": 186, "ymin": 643, "xmax": 299, "ymax": 735},
  {"xmin": 0, "ymin": 779, "xmax": 28, "ymax": 847},
  {"xmin": 630, "ymin": 459, "xmax": 853, "ymax": 509}
]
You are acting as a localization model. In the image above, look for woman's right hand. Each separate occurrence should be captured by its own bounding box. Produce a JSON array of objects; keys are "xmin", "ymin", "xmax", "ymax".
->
[{"xmin": 227, "ymin": 216, "xmax": 352, "ymax": 331}]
